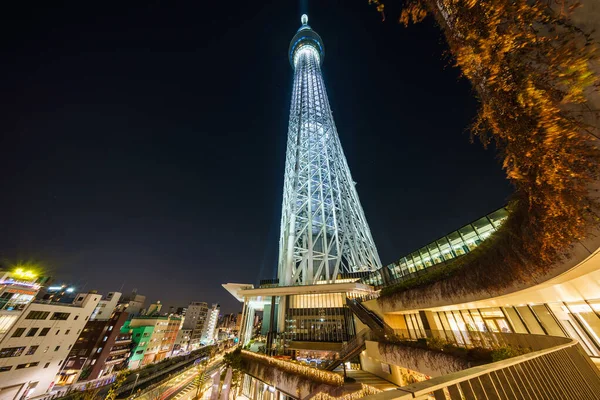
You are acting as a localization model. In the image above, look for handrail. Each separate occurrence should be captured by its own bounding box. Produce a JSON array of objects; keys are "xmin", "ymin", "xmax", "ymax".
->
[{"xmin": 362, "ymin": 337, "xmax": 600, "ymax": 399}]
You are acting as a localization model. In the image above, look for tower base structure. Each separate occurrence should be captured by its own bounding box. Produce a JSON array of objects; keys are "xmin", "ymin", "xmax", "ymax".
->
[{"xmin": 223, "ymin": 281, "xmax": 376, "ymax": 363}]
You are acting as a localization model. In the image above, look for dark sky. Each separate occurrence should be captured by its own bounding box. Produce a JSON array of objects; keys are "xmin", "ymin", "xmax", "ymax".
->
[{"xmin": 0, "ymin": 1, "xmax": 511, "ymax": 314}]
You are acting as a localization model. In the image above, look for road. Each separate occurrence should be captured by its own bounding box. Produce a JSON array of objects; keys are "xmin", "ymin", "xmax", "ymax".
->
[{"xmin": 133, "ymin": 354, "xmax": 225, "ymax": 400}]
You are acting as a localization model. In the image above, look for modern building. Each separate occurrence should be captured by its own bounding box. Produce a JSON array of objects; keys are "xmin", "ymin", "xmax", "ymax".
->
[
  {"xmin": 0, "ymin": 293, "xmax": 101, "ymax": 400},
  {"xmin": 201, "ymin": 304, "xmax": 220, "ymax": 344},
  {"xmin": 0, "ymin": 269, "xmax": 49, "ymax": 342},
  {"xmin": 123, "ymin": 315, "xmax": 181, "ymax": 368},
  {"xmin": 121, "ymin": 321, "xmax": 154, "ymax": 370},
  {"xmin": 224, "ymin": 14, "xmax": 382, "ymax": 358},
  {"xmin": 89, "ymin": 292, "xmax": 122, "ymax": 321},
  {"xmin": 59, "ymin": 310, "xmax": 131, "ymax": 384},
  {"xmin": 182, "ymin": 302, "xmax": 208, "ymax": 350}
]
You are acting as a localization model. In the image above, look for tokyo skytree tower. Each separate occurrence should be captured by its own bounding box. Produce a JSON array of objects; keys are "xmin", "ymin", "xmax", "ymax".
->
[{"xmin": 278, "ymin": 15, "xmax": 382, "ymax": 286}]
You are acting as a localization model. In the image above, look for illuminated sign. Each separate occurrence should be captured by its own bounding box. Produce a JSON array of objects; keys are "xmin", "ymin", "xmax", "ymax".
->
[{"xmin": 13, "ymin": 268, "xmax": 37, "ymax": 280}]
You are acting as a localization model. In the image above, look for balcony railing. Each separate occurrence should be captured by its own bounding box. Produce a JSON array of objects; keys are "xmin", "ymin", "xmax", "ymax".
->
[{"xmin": 363, "ymin": 336, "xmax": 600, "ymax": 399}]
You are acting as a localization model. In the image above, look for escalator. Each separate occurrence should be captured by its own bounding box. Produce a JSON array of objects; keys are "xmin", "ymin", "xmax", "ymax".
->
[
  {"xmin": 322, "ymin": 328, "xmax": 372, "ymax": 371},
  {"xmin": 322, "ymin": 300, "xmax": 394, "ymax": 371},
  {"xmin": 345, "ymin": 298, "xmax": 395, "ymax": 340}
]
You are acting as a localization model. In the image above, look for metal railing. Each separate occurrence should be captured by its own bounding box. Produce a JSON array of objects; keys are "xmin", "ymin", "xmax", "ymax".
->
[
  {"xmin": 390, "ymin": 328, "xmax": 560, "ymax": 353},
  {"xmin": 363, "ymin": 336, "xmax": 600, "ymax": 399},
  {"xmin": 322, "ymin": 328, "xmax": 373, "ymax": 371}
]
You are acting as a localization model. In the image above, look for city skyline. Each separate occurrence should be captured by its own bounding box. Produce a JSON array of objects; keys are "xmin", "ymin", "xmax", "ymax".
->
[{"xmin": 0, "ymin": 2, "xmax": 511, "ymax": 313}]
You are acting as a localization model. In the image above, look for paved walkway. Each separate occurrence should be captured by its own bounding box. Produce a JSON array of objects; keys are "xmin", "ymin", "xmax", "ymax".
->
[{"xmin": 344, "ymin": 370, "xmax": 398, "ymax": 391}]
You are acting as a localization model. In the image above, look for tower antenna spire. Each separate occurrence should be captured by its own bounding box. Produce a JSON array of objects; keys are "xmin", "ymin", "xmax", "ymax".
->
[{"xmin": 280, "ymin": 18, "xmax": 382, "ymax": 285}]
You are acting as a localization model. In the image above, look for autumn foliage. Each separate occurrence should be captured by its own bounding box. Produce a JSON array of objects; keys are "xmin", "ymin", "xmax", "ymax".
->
[{"xmin": 374, "ymin": 0, "xmax": 600, "ymax": 304}]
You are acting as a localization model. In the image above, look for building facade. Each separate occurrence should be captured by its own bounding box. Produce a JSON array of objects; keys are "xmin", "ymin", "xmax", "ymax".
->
[
  {"xmin": 0, "ymin": 293, "xmax": 101, "ymax": 400},
  {"xmin": 89, "ymin": 292, "xmax": 122, "ymax": 321},
  {"xmin": 59, "ymin": 310, "xmax": 131, "ymax": 384},
  {"xmin": 200, "ymin": 304, "xmax": 220, "ymax": 344},
  {"xmin": 124, "ymin": 315, "xmax": 180, "ymax": 368},
  {"xmin": 183, "ymin": 302, "xmax": 208, "ymax": 350}
]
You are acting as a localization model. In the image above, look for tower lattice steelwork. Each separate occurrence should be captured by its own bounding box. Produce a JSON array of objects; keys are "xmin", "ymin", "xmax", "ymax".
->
[{"xmin": 278, "ymin": 15, "xmax": 382, "ymax": 286}]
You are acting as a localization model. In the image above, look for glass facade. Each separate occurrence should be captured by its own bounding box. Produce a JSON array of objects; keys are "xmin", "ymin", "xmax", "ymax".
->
[
  {"xmin": 399, "ymin": 298, "xmax": 600, "ymax": 358},
  {"xmin": 284, "ymin": 293, "xmax": 355, "ymax": 343},
  {"xmin": 361, "ymin": 207, "xmax": 509, "ymax": 288}
]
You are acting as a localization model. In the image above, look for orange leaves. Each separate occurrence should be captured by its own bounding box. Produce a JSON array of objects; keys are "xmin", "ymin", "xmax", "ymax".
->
[
  {"xmin": 379, "ymin": 0, "xmax": 600, "ymax": 302},
  {"xmin": 399, "ymin": 2, "xmax": 428, "ymax": 26}
]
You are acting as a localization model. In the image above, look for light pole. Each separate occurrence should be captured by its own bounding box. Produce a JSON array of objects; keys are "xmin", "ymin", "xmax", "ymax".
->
[{"xmin": 129, "ymin": 373, "xmax": 140, "ymax": 398}]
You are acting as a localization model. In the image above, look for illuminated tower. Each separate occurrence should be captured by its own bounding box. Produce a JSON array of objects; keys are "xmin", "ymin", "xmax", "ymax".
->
[{"xmin": 278, "ymin": 15, "xmax": 382, "ymax": 286}]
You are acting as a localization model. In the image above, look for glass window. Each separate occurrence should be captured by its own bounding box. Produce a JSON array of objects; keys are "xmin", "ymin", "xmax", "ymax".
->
[
  {"xmin": 26, "ymin": 328, "xmax": 39, "ymax": 337},
  {"xmin": 515, "ymin": 307, "xmax": 545, "ymax": 335},
  {"xmin": 472, "ymin": 217, "xmax": 495, "ymax": 240},
  {"xmin": 565, "ymin": 302, "xmax": 600, "ymax": 348},
  {"xmin": 459, "ymin": 225, "xmax": 480, "ymax": 250},
  {"xmin": 437, "ymin": 238, "xmax": 455, "ymax": 261},
  {"xmin": 411, "ymin": 252, "xmax": 425, "ymax": 270},
  {"xmin": 39, "ymin": 328, "xmax": 50, "ymax": 336},
  {"xmin": 469, "ymin": 310, "xmax": 487, "ymax": 332},
  {"xmin": 531, "ymin": 305, "xmax": 565, "ymax": 337},
  {"xmin": 427, "ymin": 244, "xmax": 443, "ymax": 265},
  {"xmin": 419, "ymin": 248, "xmax": 433, "ymax": 268},
  {"xmin": 487, "ymin": 208, "xmax": 509, "ymax": 228},
  {"xmin": 25, "ymin": 311, "xmax": 50, "ymax": 320},
  {"xmin": 502, "ymin": 307, "xmax": 528, "ymax": 334},
  {"xmin": 11, "ymin": 328, "xmax": 26, "ymax": 338},
  {"xmin": 51, "ymin": 312, "xmax": 70, "ymax": 321},
  {"xmin": 16, "ymin": 362, "xmax": 38, "ymax": 369},
  {"xmin": 447, "ymin": 231, "xmax": 467, "ymax": 256},
  {"xmin": 26, "ymin": 346, "xmax": 39, "ymax": 355},
  {"xmin": 0, "ymin": 347, "xmax": 26, "ymax": 358}
]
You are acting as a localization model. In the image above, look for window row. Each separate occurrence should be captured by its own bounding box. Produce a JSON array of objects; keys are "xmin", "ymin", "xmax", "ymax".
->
[
  {"xmin": 0, "ymin": 361, "xmax": 55, "ymax": 373},
  {"xmin": 0, "ymin": 344, "xmax": 63, "ymax": 358},
  {"xmin": 25, "ymin": 311, "xmax": 73, "ymax": 320}
]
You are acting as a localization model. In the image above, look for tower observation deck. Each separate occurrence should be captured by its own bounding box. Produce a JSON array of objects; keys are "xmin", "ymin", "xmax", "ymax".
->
[{"xmin": 278, "ymin": 15, "xmax": 382, "ymax": 286}]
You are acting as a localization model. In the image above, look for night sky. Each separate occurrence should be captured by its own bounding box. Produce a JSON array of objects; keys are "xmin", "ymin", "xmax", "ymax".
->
[{"xmin": 0, "ymin": 1, "xmax": 511, "ymax": 313}]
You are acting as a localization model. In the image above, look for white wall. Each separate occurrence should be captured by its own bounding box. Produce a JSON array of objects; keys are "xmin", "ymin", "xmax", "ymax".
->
[{"xmin": 0, "ymin": 294, "xmax": 101, "ymax": 400}]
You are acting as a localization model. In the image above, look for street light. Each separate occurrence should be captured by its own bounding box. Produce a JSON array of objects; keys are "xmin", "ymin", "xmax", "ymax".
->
[{"xmin": 129, "ymin": 373, "xmax": 140, "ymax": 398}]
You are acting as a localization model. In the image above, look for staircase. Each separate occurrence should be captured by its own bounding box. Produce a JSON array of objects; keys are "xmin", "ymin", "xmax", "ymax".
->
[{"xmin": 345, "ymin": 298, "xmax": 395, "ymax": 340}]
